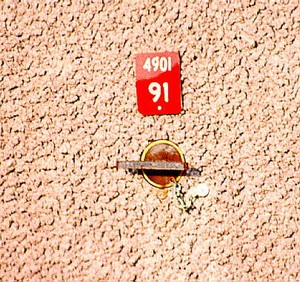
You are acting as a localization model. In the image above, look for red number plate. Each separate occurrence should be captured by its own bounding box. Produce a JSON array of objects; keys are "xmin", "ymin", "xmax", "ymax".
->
[{"xmin": 135, "ymin": 51, "xmax": 182, "ymax": 115}]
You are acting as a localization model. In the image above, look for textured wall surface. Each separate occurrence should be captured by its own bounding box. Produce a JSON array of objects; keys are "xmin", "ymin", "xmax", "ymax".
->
[{"xmin": 1, "ymin": 0, "xmax": 300, "ymax": 281}]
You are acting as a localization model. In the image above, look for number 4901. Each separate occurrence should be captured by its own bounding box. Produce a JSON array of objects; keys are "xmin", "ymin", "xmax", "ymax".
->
[{"xmin": 143, "ymin": 56, "xmax": 172, "ymax": 72}]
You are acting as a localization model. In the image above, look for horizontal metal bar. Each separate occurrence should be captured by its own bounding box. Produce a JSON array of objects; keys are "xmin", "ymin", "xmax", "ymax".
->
[{"xmin": 117, "ymin": 161, "xmax": 188, "ymax": 171}]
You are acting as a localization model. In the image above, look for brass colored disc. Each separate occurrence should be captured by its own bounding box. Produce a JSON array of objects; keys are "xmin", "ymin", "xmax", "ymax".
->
[{"xmin": 140, "ymin": 140, "xmax": 185, "ymax": 189}]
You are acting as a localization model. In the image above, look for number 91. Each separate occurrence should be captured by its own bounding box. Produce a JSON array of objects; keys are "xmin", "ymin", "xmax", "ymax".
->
[{"xmin": 148, "ymin": 82, "xmax": 169, "ymax": 103}]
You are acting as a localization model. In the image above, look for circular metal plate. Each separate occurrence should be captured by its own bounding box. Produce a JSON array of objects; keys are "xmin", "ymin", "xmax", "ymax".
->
[{"xmin": 140, "ymin": 140, "xmax": 185, "ymax": 189}]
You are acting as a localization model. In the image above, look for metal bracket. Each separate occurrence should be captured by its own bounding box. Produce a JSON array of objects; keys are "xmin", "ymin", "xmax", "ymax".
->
[{"xmin": 117, "ymin": 161, "xmax": 188, "ymax": 171}]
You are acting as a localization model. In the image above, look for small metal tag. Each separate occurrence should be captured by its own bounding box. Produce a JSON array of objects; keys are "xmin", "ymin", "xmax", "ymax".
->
[{"xmin": 186, "ymin": 183, "xmax": 209, "ymax": 198}]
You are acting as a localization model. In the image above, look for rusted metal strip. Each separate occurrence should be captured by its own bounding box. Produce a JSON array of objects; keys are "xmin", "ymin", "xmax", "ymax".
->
[{"xmin": 117, "ymin": 161, "xmax": 188, "ymax": 171}]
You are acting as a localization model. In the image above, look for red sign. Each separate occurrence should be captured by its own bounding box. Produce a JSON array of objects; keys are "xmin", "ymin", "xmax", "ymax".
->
[{"xmin": 135, "ymin": 52, "xmax": 182, "ymax": 115}]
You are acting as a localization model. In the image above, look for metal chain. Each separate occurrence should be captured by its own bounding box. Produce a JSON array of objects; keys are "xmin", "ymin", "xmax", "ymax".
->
[
  {"xmin": 172, "ymin": 180, "xmax": 209, "ymax": 212},
  {"xmin": 172, "ymin": 180, "xmax": 193, "ymax": 212}
]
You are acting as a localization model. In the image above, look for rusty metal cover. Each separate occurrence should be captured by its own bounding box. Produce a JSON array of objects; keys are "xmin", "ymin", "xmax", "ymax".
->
[{"xmin": 140, "ymin": 140, "xmax": 186, "ymax": 189}]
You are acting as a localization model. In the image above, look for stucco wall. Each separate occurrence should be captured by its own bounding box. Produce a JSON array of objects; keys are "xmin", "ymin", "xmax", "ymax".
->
[{"xmin": 1, "ymin": 0, "xmax": 299, "ymax": 281}]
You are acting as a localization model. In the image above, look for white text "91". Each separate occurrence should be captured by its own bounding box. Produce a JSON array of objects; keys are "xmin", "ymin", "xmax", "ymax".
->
[{"xmin": 143, "ymin": 56, "xmax": 172, "ymax": 72}]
